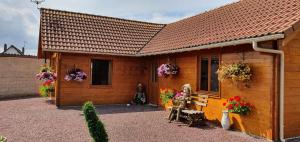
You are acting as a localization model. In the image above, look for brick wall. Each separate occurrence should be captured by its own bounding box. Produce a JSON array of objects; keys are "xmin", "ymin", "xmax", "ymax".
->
[{"xmin": 0, "ymin": 56, "xmax": 45, "ymax": 99}]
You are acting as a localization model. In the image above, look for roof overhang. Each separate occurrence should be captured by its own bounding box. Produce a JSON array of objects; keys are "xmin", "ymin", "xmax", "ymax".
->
[
  {"xmin": 42, "ymin": 48, "xmax": 137, "ymax": 57},
  {"xmin": 41, "ymin": 34, "xmax": 285, "ymax": 57}
]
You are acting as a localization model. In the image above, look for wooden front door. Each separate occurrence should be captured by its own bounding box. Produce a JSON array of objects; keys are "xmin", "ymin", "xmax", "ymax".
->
[{"xmin": 148, "ymin": 59, "xmax": 159, "ymax": 105}]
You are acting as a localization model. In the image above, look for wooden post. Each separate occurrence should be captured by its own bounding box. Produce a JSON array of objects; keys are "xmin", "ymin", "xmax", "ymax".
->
[{"xmin": 55, "ymin": 53, "xmax": 62, "ymax": 107}]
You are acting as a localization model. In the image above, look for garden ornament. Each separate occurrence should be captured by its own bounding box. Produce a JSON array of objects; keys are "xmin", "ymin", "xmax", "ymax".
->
[
  {"xmin": 132, "ymin": 83, "xmax": 146, "ymax": 105},
  {"xmin": 182, "ymin": 84, "xmax": 192, "ymax": 95},
  {"xmin": 175, "ymin": 84, "xmax": 192, "ymax": 121}
]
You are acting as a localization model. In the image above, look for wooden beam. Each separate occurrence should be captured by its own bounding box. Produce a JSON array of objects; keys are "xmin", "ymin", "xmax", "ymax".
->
[{"xmin": 282, "ymin": 29, "xmax": 300, "ymax": 47}]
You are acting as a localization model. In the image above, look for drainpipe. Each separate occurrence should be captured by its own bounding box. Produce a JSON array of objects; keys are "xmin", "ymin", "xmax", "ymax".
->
[{"xmin": 252, "ymin": 41, "xmax": 285, "ymax": 142}]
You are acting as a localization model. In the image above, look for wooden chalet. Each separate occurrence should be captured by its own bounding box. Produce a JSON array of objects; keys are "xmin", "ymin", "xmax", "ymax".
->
[{"xmin": 38, "ymin": 0, "xmax": 300, "ymax": 141}]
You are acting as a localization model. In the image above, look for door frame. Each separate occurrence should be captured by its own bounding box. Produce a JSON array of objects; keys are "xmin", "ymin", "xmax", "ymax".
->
[{"xmin": 148, "ymin": 57, "xmax": 159, "ymax": 105}]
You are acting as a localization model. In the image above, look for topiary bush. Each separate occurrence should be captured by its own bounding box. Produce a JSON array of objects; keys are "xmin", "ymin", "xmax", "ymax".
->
[
  {"xmin": 82, "ymin": 101, "xmax": 108, "ymax": 142},
  {"xmin": 0, "ymin": 135, "xmax": 7, "ymax": 142}
]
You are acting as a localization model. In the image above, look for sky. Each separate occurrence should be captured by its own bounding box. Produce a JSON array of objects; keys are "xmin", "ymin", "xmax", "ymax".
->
[{"xmin": 0, "ymin": 0, "xmax": 238, "ymax": 55}]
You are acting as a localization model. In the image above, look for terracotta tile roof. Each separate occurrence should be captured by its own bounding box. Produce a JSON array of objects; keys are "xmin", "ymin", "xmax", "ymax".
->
[
  {"xmin": 140, "ymin": 0, "xmax": 300, "ymax": 54},
  {"xmin": 39, "ymin": 0, "xmax": 300, "ymax": 56},
  {"xmin": 39, "ymin": 8, "xmax": 165, "ymax": 56}
]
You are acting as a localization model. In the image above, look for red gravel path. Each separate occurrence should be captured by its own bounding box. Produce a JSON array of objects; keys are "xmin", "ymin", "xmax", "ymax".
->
[{"xmin": 0, "ymin": 98, "xmax": 269, "ymax": 142}]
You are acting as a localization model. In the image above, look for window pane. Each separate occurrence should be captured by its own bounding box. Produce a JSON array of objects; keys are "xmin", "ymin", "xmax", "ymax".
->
[
  {"xmin": 200, "ymin": 57, "xmax": 209, "ymax": 91},
  {"xmin": 92, "ymin": 59, "xmax": 111, "ymax": 85},
  {"xmin": 211, "ymin": 56, "xmax": 219, "ymax": 92}
]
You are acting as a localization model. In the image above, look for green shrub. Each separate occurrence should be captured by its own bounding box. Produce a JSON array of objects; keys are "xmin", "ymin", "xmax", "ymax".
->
[
  {"xmin": 0, "ymin": 135, "xmax": 7, "ymax": 142},
  {"xmin": 82, "ymin": 102, "xmax": 108, "ymax": 142},
  {"xmin": 160, "ymin": 88, "xmax": 176, "ymax": 105}
]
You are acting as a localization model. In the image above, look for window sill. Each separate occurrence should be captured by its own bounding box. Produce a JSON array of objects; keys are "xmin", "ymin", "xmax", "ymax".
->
[
  {"xmin": 194, "ymin": 91, "xmax": 221, "ymax": 99},
  {"xmin": 89, "ymin": 85, "xmax": 113, "ymax": 89}
]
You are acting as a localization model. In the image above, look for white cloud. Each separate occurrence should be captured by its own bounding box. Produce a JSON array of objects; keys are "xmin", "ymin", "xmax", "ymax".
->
[
  {"xmin": 147, "ymin": 13, "xmax": 195, "ymax": 24},
  {"xmin": 0, "ymin": 0, "xmax": 238, "ymax": 55},
  {"xmin": 0, "ymin": 0, "xmax": 39, "ymax": 55}
]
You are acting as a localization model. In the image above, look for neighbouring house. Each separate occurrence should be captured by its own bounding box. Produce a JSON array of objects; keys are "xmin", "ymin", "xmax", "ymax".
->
[
  {"xmin": 0, "ymin": 44, "xmax": 44, "ymax": 98},
  {"xmin": 38, "ymin": 0, "xmax": 300, "ymax": 141},
  {"xmin": 1, "ymin": 44, "xmax": 25, "ymax": 55}
]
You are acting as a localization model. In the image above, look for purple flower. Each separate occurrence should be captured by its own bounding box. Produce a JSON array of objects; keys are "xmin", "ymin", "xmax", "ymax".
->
[
  {"xmin": 36, "ymin": 69, "xmax": 56, "ymax": 82},
  {"xmin": 157, "ymin": 64, "xmax": 179, "ymax": 77},
  {"xmin": 64, "ymin": 75, "xmax": 71, "ymax": 81},
  {"xmin": 64, "ymin": 68, "xmax": 87, "ymax": 82}
]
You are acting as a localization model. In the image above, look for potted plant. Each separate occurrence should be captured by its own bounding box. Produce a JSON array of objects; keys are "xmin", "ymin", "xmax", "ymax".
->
[
  {"xmin": 160, "ymin": 88, "xmax": 177, "ymax": 109},
  {"xmin": 221, "ymin": 96, "xmax": 252, "ymax": 130},
  {"xmin": 217, "ymin": 62, "xmax": 252, "ymax": 87},
  {"xmin": 39, "ymin": 80, "xmax": 55, "ymax": 99},
  {"xmin": 223, "ymin": 96, "xmax": 252, "ymax": 115},
  {"xmin": 64, "ymin": 68, "xmax": 87, "ymax": 82}
]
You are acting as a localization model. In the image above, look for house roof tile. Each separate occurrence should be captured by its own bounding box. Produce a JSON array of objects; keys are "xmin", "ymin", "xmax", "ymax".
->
[
  {"xmin": 39, "ymin": 0, "xmax": 300, "ymax": 56},
  {"xmin": 39, "ymin": 8, "xmax": 165, "ymax": 56},
  {"xmin": 140, "ymin": 0, "xmax": 300, "ymax": 54}
]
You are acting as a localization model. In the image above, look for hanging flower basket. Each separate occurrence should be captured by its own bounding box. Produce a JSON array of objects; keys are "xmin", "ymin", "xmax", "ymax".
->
[
  {"xmin": 157, "ymin": 64, "xmax": 179, "ymax": 77},
  {"xmin": 64, "ymin": 68, "xmax": 87, "ymax": 82},
  {"xmin": 217, "ymin": 62, "xmax": 252, "ymax": 87},
  {"xmin": 36, "ymin": 65, "xmax": 56, "ymax": 100},
  {"xmin": 36, "ymin": 65, "xmax": 56, "ymax": 82}
]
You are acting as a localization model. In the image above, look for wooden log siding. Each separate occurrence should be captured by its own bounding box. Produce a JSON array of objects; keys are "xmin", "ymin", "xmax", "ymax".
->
[
  {"xmin": 282, "ymin": 29, "xmax": 300, "ymax": 138},
  {"xmin": 155, "ymin": 45, "xmax": 275, "ymax": 139},
  {"xmin": 53, "ymin": 43, "xmax": 281, "ymax": 140},
  {"xmin": 58, "ymin": 53, "xmax": 148, "ymax": 105}
]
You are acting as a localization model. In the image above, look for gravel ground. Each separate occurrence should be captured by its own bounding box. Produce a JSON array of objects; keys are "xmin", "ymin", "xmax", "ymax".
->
[{"xmin": 0, "ymin": 97, "xmax": 270, "ymax": 142}]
